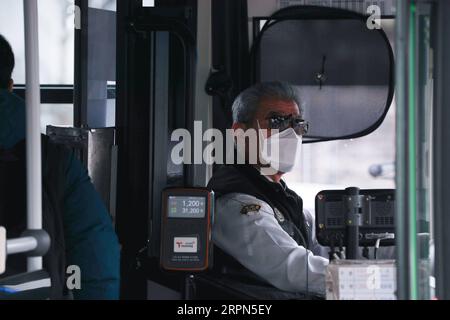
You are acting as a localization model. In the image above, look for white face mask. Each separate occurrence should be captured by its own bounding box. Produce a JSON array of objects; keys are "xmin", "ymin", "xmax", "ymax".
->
[{"xmin": 258, "ymin": 125, "xmax": 303, "ymax": 174}]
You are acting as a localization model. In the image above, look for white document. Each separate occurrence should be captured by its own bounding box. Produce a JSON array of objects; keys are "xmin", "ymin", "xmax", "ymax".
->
[
  {"xmin": 326, "ymin": 260, "xmax": 396, "ymax": 300},
  {"xmin": 0, "ymin": 227, "xmax": 6, "ymax": 275}
]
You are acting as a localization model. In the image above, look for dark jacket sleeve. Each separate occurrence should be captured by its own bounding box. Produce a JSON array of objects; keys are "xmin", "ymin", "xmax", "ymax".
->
[{"xmin": 62, "ymin": 152, "xmax": 120, "ymax": 300}]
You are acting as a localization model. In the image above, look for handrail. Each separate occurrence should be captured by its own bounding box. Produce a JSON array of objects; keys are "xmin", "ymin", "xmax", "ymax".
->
[
  {"xmin": 23, "ymin": 0, "xmax": 43, "ymax": 272},
  {"xmin": 6, "ymin": 237, "xmax": 38, "ymax": 256}
]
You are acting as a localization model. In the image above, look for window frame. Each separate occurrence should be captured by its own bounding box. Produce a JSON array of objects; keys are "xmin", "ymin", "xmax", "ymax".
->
[{"xmin": 13, "ymin": 84, "xmax": 116, "ymax": 104}]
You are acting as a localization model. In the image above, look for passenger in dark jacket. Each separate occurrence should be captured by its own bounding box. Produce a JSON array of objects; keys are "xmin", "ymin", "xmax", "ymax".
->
[{"xmin": 0, "ymin": 34, "xmax": 120, "ymax": 299}]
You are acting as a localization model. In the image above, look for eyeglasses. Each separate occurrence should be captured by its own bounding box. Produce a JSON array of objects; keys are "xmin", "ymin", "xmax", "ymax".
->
[{"xmin": 266, "ymin": 114, "xmax": 310, "ymax": 136}]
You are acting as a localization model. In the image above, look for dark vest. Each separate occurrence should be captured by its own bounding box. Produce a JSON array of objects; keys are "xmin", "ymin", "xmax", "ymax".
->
[
  {"xmin": 0, "ymin": 136, "xmax": 67, "ymax": 299},
  {"xmin": 207, "ymin": 164, "xmax": 318, "ymax": 299},
  {"xmin": 208, "ymin": 164, "xmax": 310, "ymax": 247},
  {"xmin": 207, "ymin": 165, "xmax": 311, "ymax": 272}
]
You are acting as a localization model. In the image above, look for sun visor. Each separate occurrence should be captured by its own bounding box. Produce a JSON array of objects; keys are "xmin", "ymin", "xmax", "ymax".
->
[{"xmin": 252, "ymin": 6, "xmax": 395, "ymax": 143}]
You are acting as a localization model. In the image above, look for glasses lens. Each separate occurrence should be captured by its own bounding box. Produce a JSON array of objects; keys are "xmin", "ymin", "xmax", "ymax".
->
[
  {"xmin": 269, "ymin": 115, "xmax": 309, "ymax": 135},
  {"xmin": 293, "ymin": 118, "xmax": 309, "ymax": 135},
  {"xmin": 269, "ymin": 116, "xmax": 289, "ymax": 131}
]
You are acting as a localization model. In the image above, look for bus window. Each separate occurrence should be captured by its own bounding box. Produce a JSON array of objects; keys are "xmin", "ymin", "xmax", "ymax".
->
[
  {"xmin": 88, "ymin": 0, "xmax": 117, "ymax": 11},
  {"xmin": 0, "ymin": 0, "xmax": 75, "ymax": 84},
  {"xmin": 41, "ymin": 104, "xmax": 74, "ymax": 132},
  {"xmin": 0, "ymin": 0, "xmax": 75, "ymax": 131}
]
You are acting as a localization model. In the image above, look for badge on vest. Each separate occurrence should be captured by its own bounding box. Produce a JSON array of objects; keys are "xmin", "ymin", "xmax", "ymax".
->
[
  {"xmin": 273, "ymin": 207, "xmax": 285, "ymax": 223},
  {"xmin": 241, "ymin": 204, "xmax": 261, "ymax": 215}
]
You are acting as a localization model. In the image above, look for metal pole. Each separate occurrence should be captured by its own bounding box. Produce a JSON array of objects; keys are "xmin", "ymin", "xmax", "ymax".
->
[
  {"xmin": 24, "ymin": 0, "xmax": 43, "ymax": 271},
  {"xmin": 344, "ymin": 187, "xmax": 363, "ymax": 260},
  {"xmin": 192, "ymin": 0, "xmax": 213, "ymax": 187},
  {"xmin": 395, "ymin": 0, "xmax": 410, "ymax": 300}
]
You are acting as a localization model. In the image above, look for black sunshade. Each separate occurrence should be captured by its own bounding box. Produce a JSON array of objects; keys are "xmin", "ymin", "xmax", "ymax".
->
[{"xmin": 252, "ymin": 6, "xmax": 395, "ymax": 142}]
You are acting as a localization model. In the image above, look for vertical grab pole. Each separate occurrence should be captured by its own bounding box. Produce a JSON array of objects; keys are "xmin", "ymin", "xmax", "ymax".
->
[
  {"xmin": 395, "ymin": 0, "xmax": 409, "ymax": 300},
  {"xmin": 23, "ymin": 0, "xmax": 43, "ymax": 272}
]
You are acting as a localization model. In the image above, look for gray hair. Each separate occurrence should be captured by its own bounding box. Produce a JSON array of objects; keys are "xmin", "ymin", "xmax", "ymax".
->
[{"xmin": 231, "ymin": 81, "xmax": 303, "ymax": 124}]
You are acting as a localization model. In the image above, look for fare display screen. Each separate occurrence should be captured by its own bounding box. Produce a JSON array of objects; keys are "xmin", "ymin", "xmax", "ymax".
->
[{"xmin": 168, "ymin": 196, "xmax": 206, "ymax": 219}]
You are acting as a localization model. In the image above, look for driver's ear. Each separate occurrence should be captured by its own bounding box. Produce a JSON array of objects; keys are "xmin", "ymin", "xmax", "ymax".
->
[
  {"xmin": 232, "ymin": 122, "xmax": 247, "ymax": 132},
  {"xmin": 8, "ymin": 79, "xmax": 14, "ymax": 93}
]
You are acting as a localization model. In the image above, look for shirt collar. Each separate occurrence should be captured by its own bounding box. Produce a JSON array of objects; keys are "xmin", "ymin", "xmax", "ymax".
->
[{"xmin": 257, "ymin": 167, "xmax": 287, "ymax": 190}]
